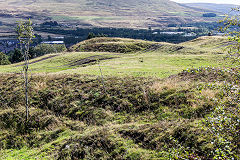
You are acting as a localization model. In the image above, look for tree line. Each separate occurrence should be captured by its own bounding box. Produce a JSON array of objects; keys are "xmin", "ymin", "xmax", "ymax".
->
[
  {"xmin": 0, "ymin": 43, "xmax": 66, "ymax": 64},
  {"xmin": 36, "ymin": 25, "xmax": 210, "ymax": 46}
]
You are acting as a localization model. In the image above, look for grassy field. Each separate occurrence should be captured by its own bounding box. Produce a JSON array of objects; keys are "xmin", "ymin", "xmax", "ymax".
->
[
  {"xmin": 0, "ymin": 37, "xmax": 232, "ymax": 78},
  {"xmin": 0, "ymin": 36, "xmax": 239, "ymax": 159}
]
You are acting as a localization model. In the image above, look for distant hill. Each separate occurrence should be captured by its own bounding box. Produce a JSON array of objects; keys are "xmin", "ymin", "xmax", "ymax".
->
[
  {"xmin": 0, "ymin": 0, "xmax": 218, "ymax": 28},
  {"xmin": 183, "ymin": 3, "xmax": 239, "ymax": 15}
]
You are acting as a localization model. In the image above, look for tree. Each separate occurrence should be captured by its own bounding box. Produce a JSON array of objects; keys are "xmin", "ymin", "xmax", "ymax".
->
[
  {"xmin": 87, "ymin": 32, "xmax": 96, "ymax": 39},
  {"xmin": 10, "ymin": 48, "xmax": 23, "ymax": 63},
  {"xmin": 0, "ymin": 52, "xmax": 10, "ymax": 65},
  {"xmin": 31, "ymin": 44, "xmax": 67, "ymax": 57},
  {"xmin": 87, "ymin": 32, "xmax": 107, "ymax": 39},
  {"xmin": 34, "ymin": 34, "xmax": 43, "ymax": 44},
  {"xmin": 0, "ymin": 41, "xmax": 7, "ymax": 53},
  {"xmin": 16, "ymin": 19, "xmax": 35, "ymax": 121},
  {"xmin": 219, "ymin": 7, "xmax": 240, "ymax": 63},
  {"xmin": 47, "ymin": 35, "xmax": 52, "ymax": 41}
]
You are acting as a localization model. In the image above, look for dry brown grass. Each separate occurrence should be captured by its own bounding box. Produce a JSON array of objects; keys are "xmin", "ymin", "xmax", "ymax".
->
[
  {"xmin": 201, "ymin": 88, "xmax": 219, "ymax": 100},
  {"xmin": 31, "ymin": 76, "xmax": 48, "ymax": 91},
  {"xmin": 150, "ymin": 78, "xmax": 191, "ymax": 92}
]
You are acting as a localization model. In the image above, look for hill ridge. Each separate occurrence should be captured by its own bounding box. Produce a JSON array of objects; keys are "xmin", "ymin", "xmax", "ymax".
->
[{"xmin": 0, "ymin": 0, "xmax": 215, "ymax": 28}]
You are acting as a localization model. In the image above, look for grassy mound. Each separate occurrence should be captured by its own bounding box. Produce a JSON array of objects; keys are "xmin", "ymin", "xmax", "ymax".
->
[
  {"xmin": 180, "ymin": 36, "xmax": 229, "ymax": 48},
  {"xmin": 0, "ymin": 36, "xmax": 231, "ymax": 78},
  {"xmin": 70, "ymin": 37, "xmax": 223, "ymax": 55},
  {"xmin": 0, "ymin": 66, "xmax": 239, "ymax": 159},
  {"xmin": 70, "ymin": 37, "xmax": 166, "ymax": 53}
]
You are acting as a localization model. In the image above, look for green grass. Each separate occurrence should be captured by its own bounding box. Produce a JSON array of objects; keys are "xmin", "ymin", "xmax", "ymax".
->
[
  {"xmin": 0, "ymin": 52, "xmax": 229, "ymax": 78},
  {"xmin": 0, "ymin": 67, "xmax": 239, "ymax": 159},
  {"xmin": 0, "ymin": 52, "xmax": 118, "ymax": 73},
  {"xmin": 0, "ymin": 129, "xmax": 77, "ymax": 160},
  {"xmin": 0, "ymin": 37, "xmax": 239, "ymax": 159},
  {"xmin": 1, "ymin": 147, "xmax": 46, "ymax": 160},
  {"xmin": 0, "ymin": 37, "xmax": 232, "ymax": 78},
  {"xmin": 60, "ymin": 52, "xmax": 229, "ymax": 78}
]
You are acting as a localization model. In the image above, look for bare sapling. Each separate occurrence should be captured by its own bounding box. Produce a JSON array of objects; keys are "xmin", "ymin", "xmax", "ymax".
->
[
  {"xmin": 96, "ymin": 58, "xmax": 106, "ymax": 94},
  {"xmin": 16, "ymin": 19, "xmax": 35, "ymax": 121}
]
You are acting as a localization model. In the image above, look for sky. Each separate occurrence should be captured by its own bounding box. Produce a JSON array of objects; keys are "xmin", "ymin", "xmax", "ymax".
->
[{"xmin": 171, "ymin": 0, "xmax": 240, "ymax": 5}]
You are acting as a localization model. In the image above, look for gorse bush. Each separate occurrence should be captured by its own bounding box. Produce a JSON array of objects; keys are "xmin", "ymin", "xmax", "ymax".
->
[
  {"xmin": 202, "ymin": 104, "xmax": 240, "ymax": 159},
  {"xmin": 202, "ymin": 81, "xmax": 240, "ymax": 159},
  {"xmin": 180, "ymin": 67, "xmax": 240, "ymax": 159}
]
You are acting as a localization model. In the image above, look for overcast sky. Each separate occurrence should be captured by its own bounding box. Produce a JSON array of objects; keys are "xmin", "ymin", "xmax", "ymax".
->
[{"xmin": 172, "ymin": 0, "xmax": 240, "ymax": 5}]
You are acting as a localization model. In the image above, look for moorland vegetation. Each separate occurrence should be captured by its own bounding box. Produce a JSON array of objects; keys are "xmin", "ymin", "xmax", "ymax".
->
[{"xmin": 0, "ymin": 8, "xmax": 240, "ymax": 159}]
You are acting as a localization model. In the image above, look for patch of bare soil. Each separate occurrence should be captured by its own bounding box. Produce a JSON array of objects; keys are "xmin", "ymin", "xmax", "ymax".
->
[{"xmin": 66, "ymin": 55, "xmax": 117, "ymax": 67}]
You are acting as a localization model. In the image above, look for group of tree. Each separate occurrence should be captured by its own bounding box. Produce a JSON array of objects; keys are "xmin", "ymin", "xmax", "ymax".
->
[
  {"xmin": 41, "ymin": 21, "xmax": 59, "ymax": 27},
  {"xmin": 30, "ymin": 43, "xmax": 66, "ymax": 58},
  {"xmin": 87, "ymin": 32, "xmax": 107, "ymax": 39},
  {"xmin": 0, "ymin": 52, "xmax": 10, "ymax": 65},
  {"xmin": 6, "ymin": 43, "xmax": 66, "ymax": 64},
  {"xmin": 35, "ymin": 26, "xmax": 207, "ymax": 46},
  {"xmin": 203, "ymin": 13, "xmax": 217, "ymax": 17}
]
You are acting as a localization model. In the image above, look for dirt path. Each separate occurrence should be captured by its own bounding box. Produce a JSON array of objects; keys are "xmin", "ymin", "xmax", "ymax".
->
[
  {"xmin": 14, "ymin": 54, "xmax": 58, "ymax": 67},
  {"xmin": 67, "ymin": 55, "xmax": 117, "ymax": 67}
]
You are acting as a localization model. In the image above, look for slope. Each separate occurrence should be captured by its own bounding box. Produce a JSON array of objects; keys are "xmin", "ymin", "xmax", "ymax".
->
[
  {"xmin": 0, "ymin": 36, "xmax": 232, "ymax": 78},
  {"xmin": 0, "ymin": 66, "xmax": 239, "ymax": 159},
  {"xmin": 0, "ymin": 0, "xmax": 217, "ymax": 28},
  {"xmin": 0, "ymin": 36, "xmax": 239, "ymax": 159},
  {"xmin": 183, "ymin": 3, "xmax": 239, "ymax": 15}
]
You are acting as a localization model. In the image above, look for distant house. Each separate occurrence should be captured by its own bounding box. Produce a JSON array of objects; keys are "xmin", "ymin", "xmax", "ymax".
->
[{"xmin": 41, "ymin": 41, "xmax": 64, "ymax": 44}]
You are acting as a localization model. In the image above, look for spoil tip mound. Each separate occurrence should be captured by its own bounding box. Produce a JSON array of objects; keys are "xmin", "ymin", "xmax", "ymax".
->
[{"xmin": 69, "ymin": 37, "xmax": 163, "ymax": 53}]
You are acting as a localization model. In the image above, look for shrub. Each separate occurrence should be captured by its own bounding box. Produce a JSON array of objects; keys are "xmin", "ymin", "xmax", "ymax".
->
[
  {"xmin": 219, "ymin": 7, "xmax": 240, "ymax": 64},
  {"xmin": 0, "ymin": 52, "xmax": 10, "ymax": 65},
  {"xmin": 8, "ymin": 48, "xmax": 23, "ymax": 63}
]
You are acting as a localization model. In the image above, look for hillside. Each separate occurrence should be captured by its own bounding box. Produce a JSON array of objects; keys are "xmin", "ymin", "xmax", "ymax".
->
[
  {"xmin": 183, "ymin": 3, "xmax": 239, "ymax": 15},
  {"xmin": 0, "ymin": 67, "xmax": 239, "ymax": 159},
  {"xmin": 69, "ymin": 37, "xmax": 165, "ymax": 53},
  {"xmin": 0, "ymin": 37, "xmax": 231, "ymax": 77},
  {"xmin": 0, "ymin": 36, "xmax": 239, "ymax": 159},
  {"xmin": 0, "ymin": 0, "xmax": 217, "ymax": 28}
]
